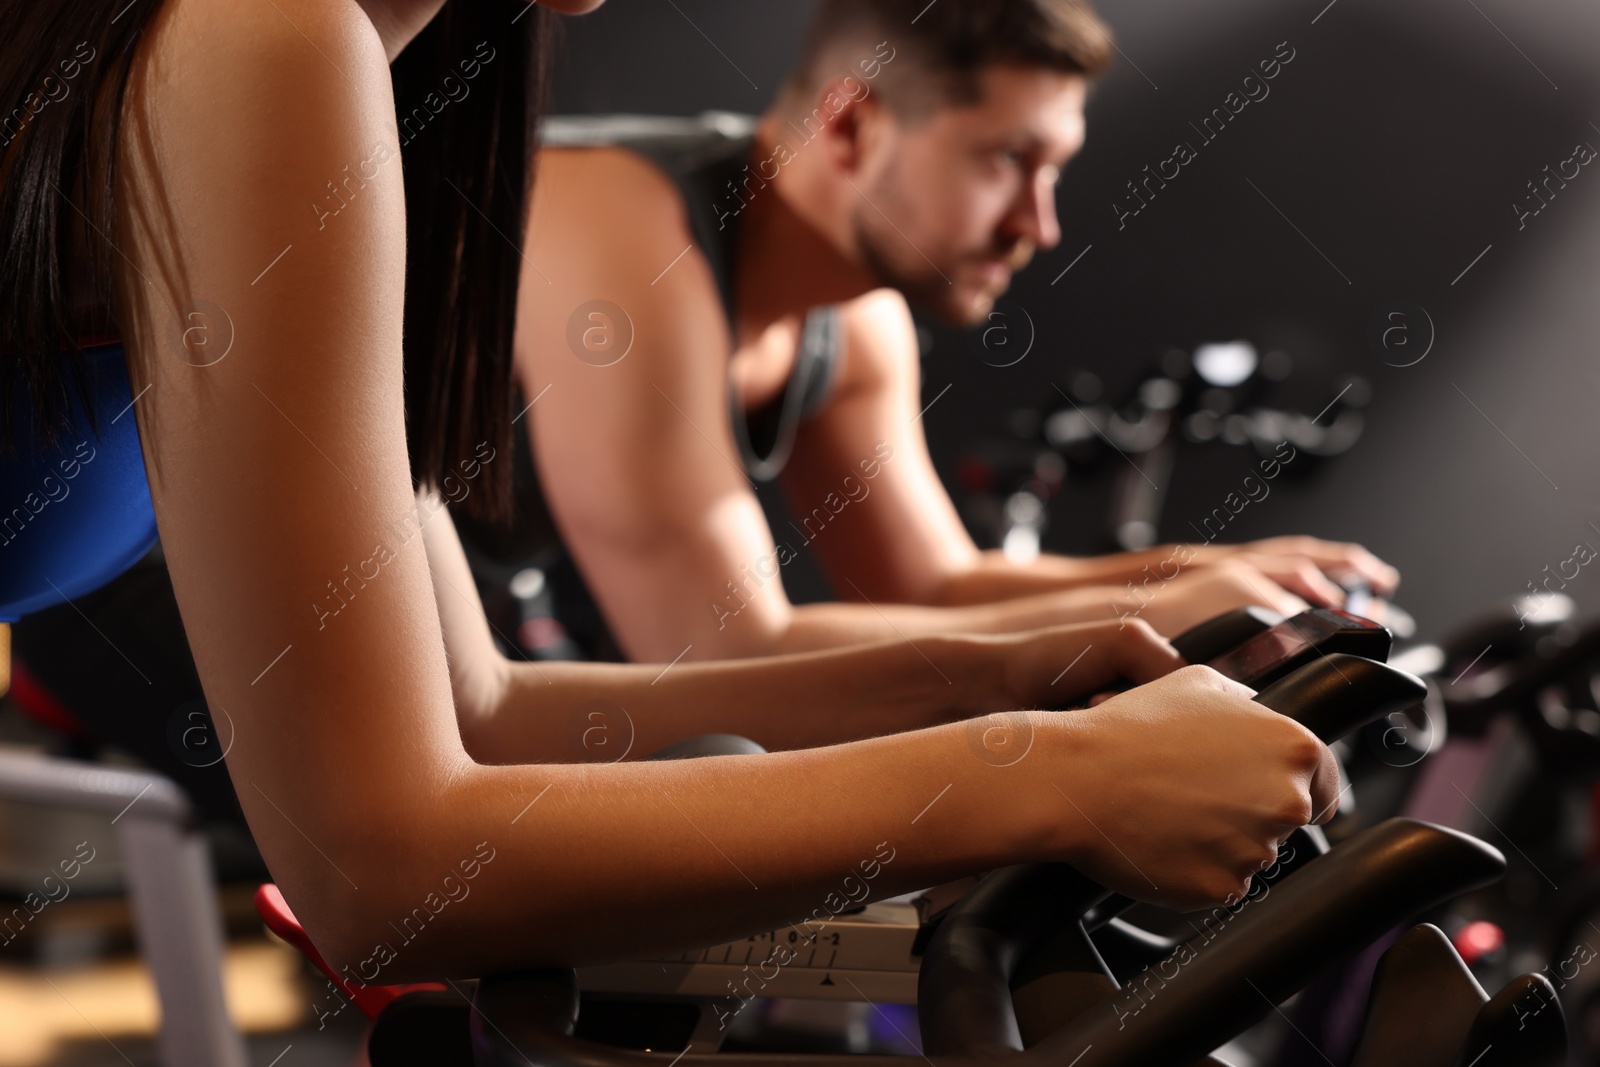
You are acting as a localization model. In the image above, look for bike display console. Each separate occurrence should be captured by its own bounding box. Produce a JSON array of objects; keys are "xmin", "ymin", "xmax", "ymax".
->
[
  {"xmin": 578, "ymin": 898, "xmax": 927, "ymax": 1003},
  {"xmin": 1206, "ymin": 607, "xmax": 1391, "ymax": 688}
]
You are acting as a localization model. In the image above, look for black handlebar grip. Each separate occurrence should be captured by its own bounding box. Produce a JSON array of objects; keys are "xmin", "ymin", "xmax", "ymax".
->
[
  {"xmin": 1252, "ymin": 653, "xmax": 1427, "ymax": 744},
  {"xmin": 916, "ymin": 864, "xmax": 1111, "ymax": 1057},
  {"xmin": 1347, "ymin": 925, "xmax": 1487, "ymax": 1067},
  {"xmin": 1027, "ymin": 821, "xmax": 1505, "ymax": 1067},
  {"xmin": 1169, "ymin": 606, "xmax": 1284, "ymax": 663},
  {"xmin": 1454, "ymin": 971, "xmax": 1567, "ymax": 1067}
]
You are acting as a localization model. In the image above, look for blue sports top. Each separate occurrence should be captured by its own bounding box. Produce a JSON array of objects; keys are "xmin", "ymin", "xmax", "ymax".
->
[{"xmin": 0, "ymin": 342, "xmax": 159, "ymax": 622}]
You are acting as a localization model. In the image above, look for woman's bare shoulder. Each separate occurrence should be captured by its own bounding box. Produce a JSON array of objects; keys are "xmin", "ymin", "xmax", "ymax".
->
[
  {"xmin": 123, "ymin": 0, "xmax": 393, "ymax": 170},
  {"xmin": 112, "ymin": 0, "xmax": 402, "ymax": 359}
]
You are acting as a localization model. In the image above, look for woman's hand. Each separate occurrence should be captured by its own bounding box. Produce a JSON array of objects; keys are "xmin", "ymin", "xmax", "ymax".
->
[
  {"xmin": 958, "ymin": 618, "xmax": 1184, "ymax": 714},
  {"xmin": 1128, "ymin": 559, "xmax": 1311, "ymax": 636},
  {"xmin": 1036, "ymin": 665, "xmax": 1341, "ymax": 912}
]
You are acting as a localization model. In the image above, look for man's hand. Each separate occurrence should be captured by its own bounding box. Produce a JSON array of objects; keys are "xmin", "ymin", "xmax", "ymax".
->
[
  {"xmin": 1038, "ymin": 665, "xmax": 1341, "ymax": 911},
  {"xmin": 1196, "ymin": 535, "xmax": 1399, "ymax": 606}
]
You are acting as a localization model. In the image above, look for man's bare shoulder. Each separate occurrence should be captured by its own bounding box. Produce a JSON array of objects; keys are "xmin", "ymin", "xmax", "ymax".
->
[
  {"xmin": 520, "ymin": 146, "xmax": 729, "ymax": 374},
  {"xmin": 834, "ymin": 289, "xmax": 920, "ymax": 387},
  {"xmin": 530, "ymin": 147, "xmax": 699, "ymax": 282}
]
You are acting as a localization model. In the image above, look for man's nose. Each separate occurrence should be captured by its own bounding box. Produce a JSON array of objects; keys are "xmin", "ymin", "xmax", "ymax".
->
[{"xmin": 1009, "ymin": 167, "xmax": 1062, "ymax": 251}]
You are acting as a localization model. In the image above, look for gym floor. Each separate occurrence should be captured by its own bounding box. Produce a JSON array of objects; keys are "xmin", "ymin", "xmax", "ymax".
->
[{"xmin": 0, "ymin": 699, "xmax": 369, "ymax": 1067}]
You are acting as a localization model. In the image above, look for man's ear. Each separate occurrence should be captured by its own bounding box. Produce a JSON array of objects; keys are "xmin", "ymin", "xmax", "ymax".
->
[{"xmin": 810, "ymin": 75, "xmax": 888, "ymax": 176}]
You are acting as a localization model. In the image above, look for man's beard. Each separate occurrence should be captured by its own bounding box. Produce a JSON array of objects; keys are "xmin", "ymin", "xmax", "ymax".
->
[{"xmin": 853, "ymin": 205, "xmax": 1035, "ymax": 328}]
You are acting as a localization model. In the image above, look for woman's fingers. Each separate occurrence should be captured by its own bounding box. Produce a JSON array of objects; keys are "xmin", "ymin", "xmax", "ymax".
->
[
  {"xmin": 1045, "ymin": 667, "xmax": 1340, "ymax": 912},
  {"xmin": 1307, "ymin": 732, "xmax": 1345, "ymax": 825},
  {"xmin": 1005, "ymin": 618, "xmax": 1186, "ymax": 705},
  {"xmin": 1100, "ymin": 618, "xmax": 1186, "ymax": 683}
]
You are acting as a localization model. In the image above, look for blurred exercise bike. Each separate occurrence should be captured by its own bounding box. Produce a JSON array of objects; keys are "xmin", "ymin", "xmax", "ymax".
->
[{"xmin": 956, "ymin": 340, "xmax": 1371, "ymax": 565}]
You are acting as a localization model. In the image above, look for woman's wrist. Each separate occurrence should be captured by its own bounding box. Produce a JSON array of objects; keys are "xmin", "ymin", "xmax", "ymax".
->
[
  {"xmin": 1023, "ymin": 712, "xmax": 1095, "ymax": 865},
  {"xmin": 929, "ymin": 632, "xmax": 1009, "ymax": 718},
  {"xmin": 912, "ymin": 711, "xmax": 1067, "ymax": 870}
]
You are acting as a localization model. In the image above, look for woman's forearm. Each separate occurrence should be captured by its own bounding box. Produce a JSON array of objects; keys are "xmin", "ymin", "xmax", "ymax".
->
[
  {"xmin": 460, "ymin": 636, "xmax": 984, "ymax": 763},
  {"xmin": 461, "ymin": 619, "xmax": 1187, "ymax": 768},
  {"xmin": 312, "ymin": 661, "xmax": 1340, "ymax": 982},
  {"xmin": 311, "ymin": 717, "xmax": 1058, "ymax": 980},
  {"xmin": 777, "ymin": 590, "xmax": 1134, "ymax": 651}
]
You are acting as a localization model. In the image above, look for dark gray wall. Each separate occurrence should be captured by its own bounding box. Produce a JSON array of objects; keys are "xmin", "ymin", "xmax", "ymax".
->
[{"xmin": 549, "ymin": 0, "xmax": 1600, "ymax": 637}]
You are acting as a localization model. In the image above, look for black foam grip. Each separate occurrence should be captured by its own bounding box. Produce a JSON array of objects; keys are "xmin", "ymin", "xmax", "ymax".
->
[
  {"xmin": 1253, "ymin": 654, "xmax": 1427, "ymax": 743},
  {"xmin": 1170, "ymin": 606, "xmax": 1284, "ymax": 663}
]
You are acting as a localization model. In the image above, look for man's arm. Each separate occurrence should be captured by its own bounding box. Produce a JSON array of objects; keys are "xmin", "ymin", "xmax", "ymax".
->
[
  {"xmin": 783, "ymin": 292, "xmax": 1397, "ymax": 623},
  {"xmin": 519, "ymin": 156, "xmax": 1325, "ymax": 659},
  {"xmin": 931, "ymin": 539, "xmax": 1398, "ymax": 610}
]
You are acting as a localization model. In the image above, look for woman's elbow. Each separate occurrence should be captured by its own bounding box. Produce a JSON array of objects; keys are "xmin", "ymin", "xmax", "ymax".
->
[
  {"xmin": 252, "ymin": 773, "xmax": 479, "ymax": 977},
  {"xmin": 451, "ymin": 650, "xmax": 513, "ymax": 762}
]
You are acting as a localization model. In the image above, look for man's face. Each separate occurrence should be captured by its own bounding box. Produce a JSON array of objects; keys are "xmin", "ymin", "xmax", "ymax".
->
[{"xmin": 852, "ymin": 65, "xmax": 1086, "ymax": 326}]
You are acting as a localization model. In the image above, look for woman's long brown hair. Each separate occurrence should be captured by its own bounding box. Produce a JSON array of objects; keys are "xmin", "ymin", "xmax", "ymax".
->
[{"xmin": 0, "ymin": 0, "xmax": 551, "ymax": 522}]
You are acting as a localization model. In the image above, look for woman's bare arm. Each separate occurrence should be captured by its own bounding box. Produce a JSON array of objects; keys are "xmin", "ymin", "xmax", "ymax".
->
[
  {"xmin": 109, "ymin": 0, "xmax": 1339, "ymax": 982},
  {"xmin": 421, "ymin": 490, "xmax": 1186, "ymax": 761},
  {"xmin": 108, "ymin": 0, "xmax": 1046, "ymax": 974}
]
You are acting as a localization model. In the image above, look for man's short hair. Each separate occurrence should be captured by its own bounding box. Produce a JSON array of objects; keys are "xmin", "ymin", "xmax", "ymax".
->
[{"xmin": 781, "ymin": 0, "xmax": 1113, "ymax": 118}]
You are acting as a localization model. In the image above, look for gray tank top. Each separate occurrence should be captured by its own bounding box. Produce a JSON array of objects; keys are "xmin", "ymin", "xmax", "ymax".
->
[
  {"xmin": 544, "ymin": 112, "xmax": 842, "ymax": 482},
  {"xmin": 451, "ymin": 114, "xmax": 845, "ymax": 660}
]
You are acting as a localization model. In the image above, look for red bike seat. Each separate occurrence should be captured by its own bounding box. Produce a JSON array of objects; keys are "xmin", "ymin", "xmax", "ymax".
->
[{"xmin": 253, "ymin": 883, "xmax": 445, "ymax": 1019}]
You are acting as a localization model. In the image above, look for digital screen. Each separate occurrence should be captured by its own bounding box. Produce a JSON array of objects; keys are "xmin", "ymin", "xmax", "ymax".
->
[
  {"xmin": 1207, "ymin": 627, "xmax": 1312, "ymax": 684},
  {"xmin": 1205, "ymin": 609, "xmax": 1380, "ymax": 685}
]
